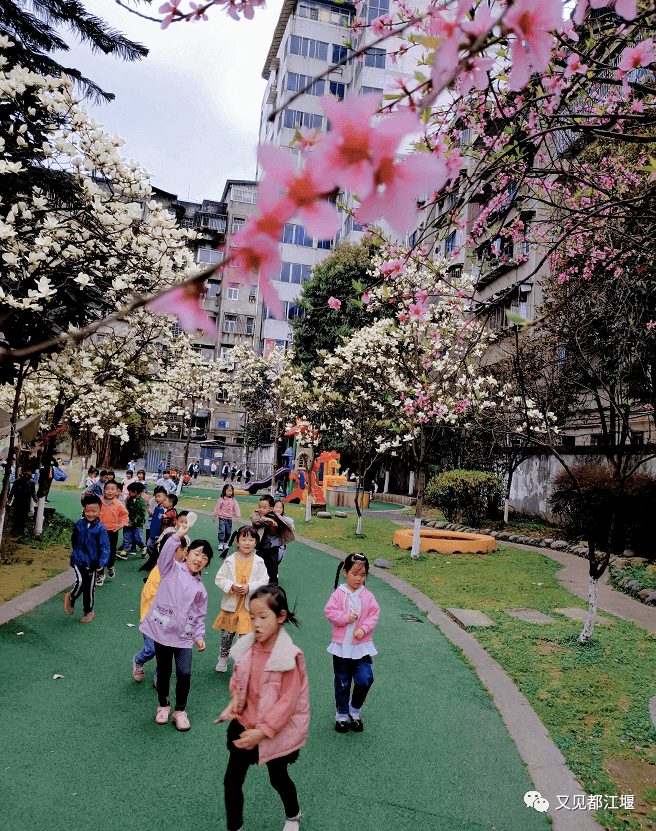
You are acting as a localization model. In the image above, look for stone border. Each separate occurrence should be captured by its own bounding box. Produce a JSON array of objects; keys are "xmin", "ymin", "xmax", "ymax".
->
[
  {"xmin": 0, "ymin": 567, "xmax": 73, "ymax": 626},
  {"xmin": 295, "ymin": 533, "xmax": 601, "ymax": 831}
]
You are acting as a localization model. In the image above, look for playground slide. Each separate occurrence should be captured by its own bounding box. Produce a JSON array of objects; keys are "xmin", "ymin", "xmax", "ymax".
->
[{"xmin": 243, "ymin": 467, "xmax": 289, "ymax": 494}]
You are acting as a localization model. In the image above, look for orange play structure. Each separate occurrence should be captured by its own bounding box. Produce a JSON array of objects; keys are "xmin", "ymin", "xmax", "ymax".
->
[{"xmin": 393, "ymin": 527, "xmax": 497, "ymax": 554}]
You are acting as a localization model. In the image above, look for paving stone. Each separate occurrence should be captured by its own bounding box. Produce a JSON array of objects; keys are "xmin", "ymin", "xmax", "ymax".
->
[
  {"xmin": 316, "ymin": 511, "xmax": 332, "ymax": 519},
  {"xmin": 646, "ymin": 591, "xmax": 656, "ymax": 605},
  {"xmin": 638, "ymin": 588, "xmax": 652, "ymax": 600},
  {"xmin": 374, "ymin": 558, "xmax": 393, "ymax": 569},
  {"xmin": 625, "ymin": 580, "xmax": 642, "ymax": 591},
  {"xmin": 503, "ymin": 608, "xmax": 558, "ymax": 623},
  {"xmin": 490, "ymin": 531, "xmax": 499, "ymax": 538},
  {"xmin": 553, "ymin": 607, "xmax": 614, "ymax": 625},
  {"xmin": 446, "ymin": 608, "xmax": 495, "ymax": 627},
  {"xmin": 550, "ymin": 540, "xmax": 570, "ymax": 550},
  {"xmin": 434, "ymin": 521, "xmax": 448, "ymax": 529},
  {"xmin": 334, "ymin": 511, "xmax": 348, "ymax": 518},
  {"xmin": 543, "ymin": 538, "xmax": 554, "ymax": 546},
  {"xmin": 497, "ymin": 532, "xmax": 510, "ymax": 540},
  {"xmin": 622, "ymin": 549, "xmax": 636, "ymax": 558}
]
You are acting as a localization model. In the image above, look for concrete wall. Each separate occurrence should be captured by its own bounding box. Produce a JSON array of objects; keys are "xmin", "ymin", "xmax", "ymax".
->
[{"xmin": 509, "ymin": 449, "xmax": 656, "ymax": 519}]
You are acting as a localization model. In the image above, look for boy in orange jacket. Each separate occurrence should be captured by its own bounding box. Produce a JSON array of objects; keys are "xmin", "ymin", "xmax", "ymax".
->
[{"xmin": 96, "ymin": 479, "xmax": 129, "ymax": 586}]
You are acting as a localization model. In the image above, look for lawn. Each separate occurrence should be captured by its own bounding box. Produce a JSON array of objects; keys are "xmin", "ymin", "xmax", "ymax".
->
[{"xmin": 295, "ymin": 510, "xmax": 656, "ymax": 830}]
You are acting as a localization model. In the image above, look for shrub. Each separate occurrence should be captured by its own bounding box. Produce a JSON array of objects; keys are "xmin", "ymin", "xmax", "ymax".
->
[
  {"xmin": 19, "ymin": 514, "xmax": 75, "ymax": 549},
  {"xmin": 425, "ymin": 469, "xmax": 503, "ymax": 525},
  {"xmin": 549, "ymin": 465, "xmax": 656, "ymax": 557}
]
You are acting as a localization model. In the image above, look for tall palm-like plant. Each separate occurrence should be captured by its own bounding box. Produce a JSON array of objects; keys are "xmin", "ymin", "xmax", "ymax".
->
[{"xmin": 0, "ymin": 0, "xmax": 148, "ymax": 101}]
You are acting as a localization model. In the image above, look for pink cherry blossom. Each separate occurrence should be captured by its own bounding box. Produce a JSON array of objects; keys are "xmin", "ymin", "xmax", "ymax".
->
[
  {"xmin": 647, "ymin": 320, "xmax": 656, "ymax": 330},
  {"xmin": 355, "ymin": 150, "xmax": 453, "ymax": 233},
  {"xmin": 576, "ymin": 0, "xmax": 637, "ymax": 24},
  {"xmin": 159, "ymin": 0, "xmax": 181, "ymax": 28},
  {"xmin": 370, "ymin": 13, "xmax": 394, "ymax": 36},
  {"xmin": 230, "ymin": 213, "xmax": 283, "ymax": 281},
  {"xmin": 503, "ymin": 0, "xmax": 563, "ymax": 91},
  {"xmin": 328, "ymin": 296, "xmax": 342, "ymax": 311},
  {"xmin": 408, "ymin": 301, "xmax": 428, "ymax": 321},
  {"xmin": 362, "ymin": 291, "xmax": 371, "ymax": 305},
  {"xmin": 645, "ymin": 404, "xmax": 654, "ymax": 411},
  {"xmin": 631, "ymin": 100, "xmax": 644, "ymax": 113},
  {"xmin": 617, "ymin": 39, "xmax": 655, "ymax": 72},
  {"xmin": 564, "ymin": 52, "xmax": 588, "ymax": 78},
  {"xmin": 149, "ymin": 283, "xmax": 219, "ymax": 336},
  {"xmin": 258, "ymin": 145, "xmax": 341, "ymax": 238},
  {"xmin": 415, "ymin": 288, "xmax": 429, "ymax": 303},
  {"xmin": 312, "ymin": 93, "xmax": 421, "ymax": 201}
]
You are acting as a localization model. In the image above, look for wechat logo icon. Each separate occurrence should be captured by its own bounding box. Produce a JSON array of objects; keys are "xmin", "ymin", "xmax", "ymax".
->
[{"xmin": 524, "ymin": 791, "xmax": 549, "ymax": 812}]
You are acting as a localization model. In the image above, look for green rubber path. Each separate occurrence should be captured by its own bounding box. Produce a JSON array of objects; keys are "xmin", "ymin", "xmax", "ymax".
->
[{"xmin": 2, "ymin": 490, "xmax": 548, "ymax": 831}]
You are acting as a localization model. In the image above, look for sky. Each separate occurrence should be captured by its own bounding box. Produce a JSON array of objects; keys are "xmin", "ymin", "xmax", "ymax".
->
[{"xmin": 54, "ymin": 0, "xmax": 281, "ymax": 202}]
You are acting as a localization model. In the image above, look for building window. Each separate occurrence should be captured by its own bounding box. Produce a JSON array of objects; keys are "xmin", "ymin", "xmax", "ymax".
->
[
  {"xmin": 223, "ymin": 314, "xmax": 236, "ymax": 333},
  {"xmin": 361, "ymin": 86, "xmax": 383, "ymax": 97},
  {"xmin": 285, "ymin": 302, "xmax": 305, "ymax": 320},
  {"xmin": 283, "ymin": 109, "xmax": 323, "ymax": 131},
  {"xmin": 170, "ymin": 322, "xmax": 181, "ymax": 338},
  {"xmin": 445, "ymin": 230, "xmax": 457, "ymax": 255},
  {"xmin": 200, "ymin": 346, "xmax": 214, "ymax": 362},
  {"xmin": 364, "ymin": 47, "xmax": 386, "ymax": 69},
  {"xmin": 297, "ymin": 1, "xmax": 350, "ymax": 25},
  {"xmin": 249, "ymin": 289, "xmax": 257, "ymax": 302},
  {"xmin": 286, "ymin": 72, "xmax": 325, "ymax": 96},
  {"xmin": 317, "ymin": 238, "xmax": 332, "ymax": 250},
  {"xmin": 231, "ymin": 186, "xmax": 257, "ymax": 204},
  {"xmin": 246, "ymin": 317, "xmax": 254, "ymax": 335},
  {"xmin": 227, "ymin": 282, "xmax": 239, "ymax": 301},
  {"xmin": 332, "ymin": 44, "xmax": 347, "ymax": 63},
  {"xmin": 282, "ymin": 223, "xmax": 313, "ymax": 247},
  {"xmin": 290, "ymin": 35, "xmax": 328, "ymax": 60},
  {"xmin": 199, "ymin": 214, "xmax": 227, "ymax": 232},
  {"xmin": 329, "ymin": 81, "xmax": 346, "ymax": 100},
  {"xmin": 232, "ymin": 217, "xmax": 245, "ymax": 234},
  {"xmin": 367, "ymin": 0, "xmax": 389, "ymax": 23},
  {"xmin": 206, "ymin": 281, "xmax": 221, "ymax": 297},
  {"xmin": 561, "ymin": 436, "xmax": 576, "ymax": 446},
  {"xmin": 220, "ymin": 347, "xmax": 235, "ymax": 369},
  {"xmin": 198, "ymin": 247, "xmax": 223, "ymax": 264},
  {"xmin": 280, "ymin": 262, "xmax": 312, "ymax": 283}
]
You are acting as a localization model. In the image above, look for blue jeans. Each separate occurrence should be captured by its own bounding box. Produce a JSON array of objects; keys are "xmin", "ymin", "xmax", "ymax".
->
[
  {"xmin": 333, "ymin": 655, "xmax": 374, "ymax": 717},
  {"xmin": 134, "ymin": 634, "xmax": 156, "ymax": 665},
  {"xmin": 123, "ymin": 527, "xmax": 144, "ymax": 551},
  {"xmin": 218, "ymin": 517, "xmax": 232, "ymax": 546}
]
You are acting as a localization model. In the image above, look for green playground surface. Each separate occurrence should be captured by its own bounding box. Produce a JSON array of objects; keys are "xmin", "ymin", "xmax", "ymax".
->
[{"xmin": 2, "ymin": 490, "xmax": 548, "ymax": 831}]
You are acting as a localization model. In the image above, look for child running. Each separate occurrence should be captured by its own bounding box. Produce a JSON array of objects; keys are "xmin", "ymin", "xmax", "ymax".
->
[
  {"xmin": 132, "ymin": 530, "xmax": 190, "ymax": 684},
  {"xmin": 213, "ymin": 526, "xmax": 269, "ymax": 673},
  {"xmin": 96, "ymin": 479, "xmax": 129, "ymax": 586},
  {"xmin": 213, "ymin": 483, "xmax": 241, "ymax": 553},
  {"xmin": 139, "ymin": 518, "xmax": 213, "ymax": 731},
  {"xmin": 273, "ymin": 500, "xmax": 295, "ymax": 564},
  {"xmin": 324, "ymin": 553, "xmax": 380, "ymax": 733},
  {"xmin": 64, "ymin": 495, "xmax": 110, "ymax": 623},
  {"xmin": 215, "ymin": 585, "xmax": 309, "ymax": 831},
  {"xmin": 119, "ymin": 482, "xmax": 147, "ymax": 558}
]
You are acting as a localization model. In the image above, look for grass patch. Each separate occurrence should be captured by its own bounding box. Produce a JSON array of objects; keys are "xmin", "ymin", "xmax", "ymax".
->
[{"xmin": 296, "ymin": 510, "xmax": 656, "ymax": 824}]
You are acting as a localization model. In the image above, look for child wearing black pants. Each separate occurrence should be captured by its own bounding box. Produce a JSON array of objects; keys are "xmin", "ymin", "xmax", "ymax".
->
[{"xmin": 65, "ymin": 496, "xmax": 110, "ymax": 623}]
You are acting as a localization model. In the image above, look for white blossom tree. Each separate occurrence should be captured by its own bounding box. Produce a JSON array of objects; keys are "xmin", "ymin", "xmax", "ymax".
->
[{"xmin": 224, "ymin": 344, "xmax": 307, "ymax": 497}]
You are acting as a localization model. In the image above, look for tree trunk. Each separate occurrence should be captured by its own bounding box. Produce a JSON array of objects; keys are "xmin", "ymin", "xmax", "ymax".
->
[
  {"xmin": 176, "ymin": 428, "xmax": 193, "ymax": 496},
  {"xmin": 270, "ymin": 394, "xmax": 283, "ymax": 498},
  {"xmin": 354, "ymin": 457, "xmax": 364, "ymax": 536},
  {"xmin": 35, "ymin": 398, "xmax": 67, "ymax": 535},
  {"xmin": 0, "ymin": 370, "xmax": 25, "ymax": 547},
  {"xmin": 383, "ymin": 470, "xmax": 389, "ymax": 494},
  {"xmin": 304, "ymin": 449, "xmax": 314, "ymax": 524},
  {"xmin": 410, "ymin": 426, "xmax": 426, "ymax": 559},
  {"xmin": 578, "ymin": 575, "xmax": 598, "ymax": 642},
  {"xmin": 78, "ymin": 456, "xmax": 87, "ymax": 489}
]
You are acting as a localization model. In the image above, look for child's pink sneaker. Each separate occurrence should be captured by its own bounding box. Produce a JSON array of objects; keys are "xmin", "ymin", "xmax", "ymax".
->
[
  {"xmin": 172, "ymin": 710, "xmax": 190, "ymax": 731},
  {"xmin": 155, "ymin": 706, "xmax": 170, "ymax": 724}
]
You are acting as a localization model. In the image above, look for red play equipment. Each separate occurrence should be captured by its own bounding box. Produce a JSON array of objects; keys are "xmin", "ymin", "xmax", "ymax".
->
[{"xmin": 283, "ymin": 462, "xmax": 325, "ymax": 506}]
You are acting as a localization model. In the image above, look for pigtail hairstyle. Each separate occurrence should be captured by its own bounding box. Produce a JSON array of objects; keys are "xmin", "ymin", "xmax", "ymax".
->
[
  {"xmin": 251, "ymin": 584, "xmax": 299, "ymax": 627},
  {"xmin": 334, "ymin": 552, "xmax": 370, "ymax": 589}
]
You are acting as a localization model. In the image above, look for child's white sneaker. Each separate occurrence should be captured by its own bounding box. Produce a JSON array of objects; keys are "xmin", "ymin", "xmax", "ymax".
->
[
  {"xmin": 216, "ymin": 656, "xmax": 228, "ymax": 672},
  {"xmin": 282, "ymin": 813, "xmax": 303, "ymax": 830}
]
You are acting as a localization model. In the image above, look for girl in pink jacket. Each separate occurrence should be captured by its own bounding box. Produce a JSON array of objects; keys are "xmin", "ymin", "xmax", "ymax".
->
[
  {"xmin": 324, "ymin": 552, "xmax": 380, "ymax": 734},
  {"xmin": 213, "ymin": 483, "xmax": 241, "ymax": 553},
  {"xmin": 215, "ymin": 585, "xmax": 309, "ymax": 831}
]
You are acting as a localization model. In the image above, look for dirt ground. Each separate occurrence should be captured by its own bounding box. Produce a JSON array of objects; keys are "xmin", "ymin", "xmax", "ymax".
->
[{"xmin": 0, "ymin": 536, "xmax": 70, "ymax": 603}]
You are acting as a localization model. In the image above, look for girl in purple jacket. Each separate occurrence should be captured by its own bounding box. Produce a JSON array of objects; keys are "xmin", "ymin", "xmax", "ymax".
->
[
  {"xmin": 139, "ymin": 519, "xmax": 213, "ymax": 731},
  {"xmin": 324, "ymin": 553, "xmax": 380, "ymax": 734}
]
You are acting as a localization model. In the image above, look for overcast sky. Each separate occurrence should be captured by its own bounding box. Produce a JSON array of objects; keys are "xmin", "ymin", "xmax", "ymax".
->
[{"xmin": 56, "ymin": 0, "xmax": 280, "ymax": 202}]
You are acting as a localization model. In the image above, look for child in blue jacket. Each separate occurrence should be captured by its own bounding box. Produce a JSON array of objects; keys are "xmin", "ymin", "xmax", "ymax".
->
[{"xmin": 64, "ymin": 495, "xmax": 110, "ymax": 623}]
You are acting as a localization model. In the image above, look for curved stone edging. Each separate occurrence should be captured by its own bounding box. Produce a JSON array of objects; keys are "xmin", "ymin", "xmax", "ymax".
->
[{"xmin": 294, "ymin": 532, "xmax": 601, "ymax": 831}]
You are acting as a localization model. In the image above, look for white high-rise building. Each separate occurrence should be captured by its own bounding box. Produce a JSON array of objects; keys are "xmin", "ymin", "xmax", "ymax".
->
[{"xmin": 259, "ymin": 0, "xmax": 419, "ymax": 351}]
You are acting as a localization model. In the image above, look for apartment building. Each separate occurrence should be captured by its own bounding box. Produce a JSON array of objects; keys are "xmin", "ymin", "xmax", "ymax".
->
[
  {"xmin": 149, "ymin": 180, "xmax": 260, "ymax": 460},
  {"xmin": 258, "ymin": 0, "xmax": 418, "ymax": 349}
]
